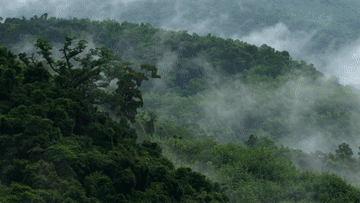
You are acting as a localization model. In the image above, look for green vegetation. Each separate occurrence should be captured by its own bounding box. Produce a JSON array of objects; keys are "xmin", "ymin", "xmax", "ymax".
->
[
  {"xmin": 0, "ymin": 35, "xmax": 228, "ymax": 202},
  {"xmin": 1, "ymin": 14, "xmax": 360, "ymax": 202}
]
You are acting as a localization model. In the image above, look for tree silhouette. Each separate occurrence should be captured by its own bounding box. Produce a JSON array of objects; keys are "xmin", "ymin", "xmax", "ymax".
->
[
  {"xmin": 144, "ymin": 110, "xmax": 157, "ymax": 136},
  {"xmin": 245, "ymin": 134, "xmax": 258, "ymax": 147},
  {"xmin": 336, "ymin": 142, "xmax": 353, "ymax": 159},
  {"xmin": 18, "ymin": 36, "xmax": 160, "ymax": 126}
]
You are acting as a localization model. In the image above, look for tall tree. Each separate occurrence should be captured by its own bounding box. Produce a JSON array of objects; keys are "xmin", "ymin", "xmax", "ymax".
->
[
  {"xmin": 18, "ymin": 36, "xmax": 161, "ymax": 125},
  {"xmin": 39, "ymin": 13, "xmax": 48, "ymax": 20},
  {"xmin": 336, "ymin": 142, "xmax": 353, "ymax": 159}
]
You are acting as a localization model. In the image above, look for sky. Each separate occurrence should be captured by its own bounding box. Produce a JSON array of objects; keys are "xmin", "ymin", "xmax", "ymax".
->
[{"xmin": 2, "ymin": 0, "xmax": 360, "ymax": 158}]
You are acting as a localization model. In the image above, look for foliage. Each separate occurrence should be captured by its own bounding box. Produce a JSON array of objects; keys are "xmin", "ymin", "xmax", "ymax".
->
[
  {"xmin": 1, "ymin": 15, "xmax": 360, "ymax": 202},
  {"xmin": 312, "ymin": 173, "xmax": 360, "ymax": 203},
  {"xmin": 0, "ymin": 37, "xmax": 228, "ymax": 202},
  {"xmin": 335, "ymin": 142, "xmax": 353, "ymax": 160}
]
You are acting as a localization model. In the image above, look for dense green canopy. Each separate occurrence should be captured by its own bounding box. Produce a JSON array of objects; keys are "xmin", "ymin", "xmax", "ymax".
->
[{"xmin": 1, "ymin": 15, "xmax": 360, "ymax": 202}]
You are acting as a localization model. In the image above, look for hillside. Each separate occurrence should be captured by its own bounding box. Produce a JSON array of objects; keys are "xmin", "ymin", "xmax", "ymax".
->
[{"xmin": 1, "ymin": 15, "xmax": 360, "ymax": 202}]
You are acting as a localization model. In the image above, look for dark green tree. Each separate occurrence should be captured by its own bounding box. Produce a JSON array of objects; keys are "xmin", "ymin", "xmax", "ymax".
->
[
  {"xmin": 39, "ymin": 13, "xmax": 48, "ymax": 20},
  {"xmin": 0, "ymin": 45, "xmax": 24, "ymax": 101},
  {"xmin": 18, "ymin": 36, "xmax": 160, "ymax": 126},
  {"xmin": 336, "ymin": 142, "xmax": 353, "ymax": 159},
  {"xmin": 30, "ymin": 15, "xmax": 38, "ymax": 21},
  {"xmin": 245, "ymin": 134, "xmax": 258, "ymax": 147},
  {"xmin": 144, "ymin": 110, "xmax": 157, "ymax": 136}
]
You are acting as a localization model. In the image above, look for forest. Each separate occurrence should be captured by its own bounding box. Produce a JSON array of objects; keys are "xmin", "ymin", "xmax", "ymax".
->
[{"xmin": 1, "ymin": 14, "xmax": 360, "ymax": 202}]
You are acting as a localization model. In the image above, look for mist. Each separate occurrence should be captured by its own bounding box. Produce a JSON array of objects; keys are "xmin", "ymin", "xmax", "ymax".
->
[{"xmin": 2, "ymin": 0, "xmax": 360, "ymax": 159}]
